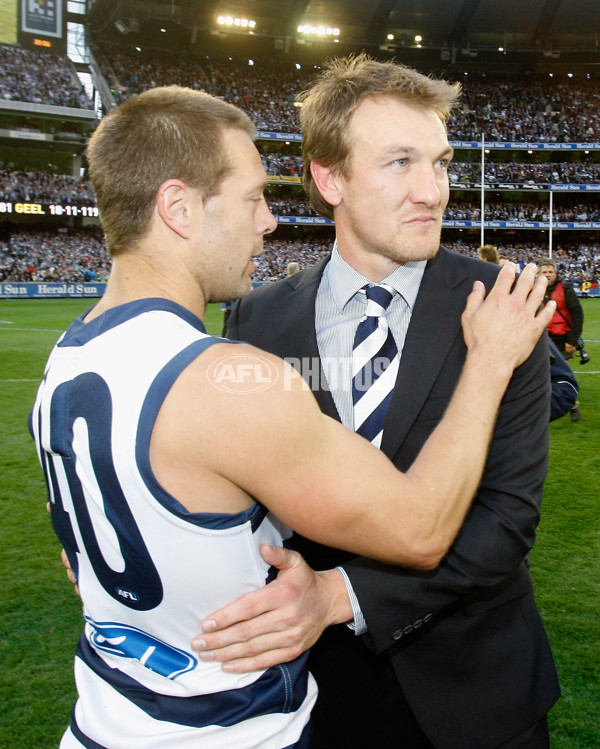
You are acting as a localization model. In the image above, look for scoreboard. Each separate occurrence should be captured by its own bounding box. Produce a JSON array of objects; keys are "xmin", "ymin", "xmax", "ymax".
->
[
  {"xmin": 18, "ymin": 0, "xmax": 66, "ymax": 55},
  {"xmin": 0, "ymin": 200, "xmax": 99, "ymax": 220}
]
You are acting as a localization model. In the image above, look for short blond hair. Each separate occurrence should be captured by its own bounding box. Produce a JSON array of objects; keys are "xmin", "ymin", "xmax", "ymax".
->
[
  {"xmin": 297, "ymin": 54, "xmax": 461, "ymax": 219},
  {"xmin": 87, "ymin": 86, "xmax": 255, "ymax": 255}
]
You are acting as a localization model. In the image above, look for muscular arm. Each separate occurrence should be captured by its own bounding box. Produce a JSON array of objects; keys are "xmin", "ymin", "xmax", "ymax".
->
[{"xmin": 156, "ymin": 267, "xmax": 545, "ymax": 570}]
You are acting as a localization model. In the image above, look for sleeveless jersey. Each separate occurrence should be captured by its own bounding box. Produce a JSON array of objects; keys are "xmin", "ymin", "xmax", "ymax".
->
[{"xmin": 29, "ymin": 298, "xmax": 317, "ymax": 749}]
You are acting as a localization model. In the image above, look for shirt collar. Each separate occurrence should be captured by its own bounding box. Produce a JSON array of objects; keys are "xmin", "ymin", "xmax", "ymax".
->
[{"xmin": 326, "ymin": 241, "xmax": 427, "ymax": 312}]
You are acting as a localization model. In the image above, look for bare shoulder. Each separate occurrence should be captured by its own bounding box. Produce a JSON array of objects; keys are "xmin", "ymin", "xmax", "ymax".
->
[
  {"xmin": 147, "ymin": 341, "xmax": 309, "ymax": 514},
  {"xmin": 155, "ymin": 340, "xmax": 318, "ymax": 457},
  {"xmin": 149, "ymin": 339, "xmax": 324, "ymax": 514},
  {"xmin": 183, "ymin": 341, "xmax": 309, "ymax": 404}
]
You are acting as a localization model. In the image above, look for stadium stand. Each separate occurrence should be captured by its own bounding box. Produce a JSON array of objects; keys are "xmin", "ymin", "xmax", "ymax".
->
[
  {"xmin": 0, "ymin": 44, "xmax": 598, "ymax": 287},
  {"xmin": 0, "ymin": 44, "xmax": 92, "ymax": 109}
]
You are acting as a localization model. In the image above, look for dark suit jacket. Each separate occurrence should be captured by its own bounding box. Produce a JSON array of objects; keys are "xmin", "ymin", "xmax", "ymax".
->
[{"xmin": 228, "ymin": 247, "xmax": 560, "ymax": 749}]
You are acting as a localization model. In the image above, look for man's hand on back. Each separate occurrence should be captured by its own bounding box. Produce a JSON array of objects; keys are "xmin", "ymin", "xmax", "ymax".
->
[{"xmin": 191, "ymin": 544, "xmax": 353, "ymax": 673}]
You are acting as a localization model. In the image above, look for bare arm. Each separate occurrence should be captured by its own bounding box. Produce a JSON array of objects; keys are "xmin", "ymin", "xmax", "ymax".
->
[{"xmin": 152, "ymin": 262, "xmax": 553, "ymax": 569}]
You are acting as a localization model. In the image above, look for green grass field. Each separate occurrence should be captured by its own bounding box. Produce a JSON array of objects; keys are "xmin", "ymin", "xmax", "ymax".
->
[{"xmin": 1, "ymin": 297, "xmax": 598, "ymax": 747}]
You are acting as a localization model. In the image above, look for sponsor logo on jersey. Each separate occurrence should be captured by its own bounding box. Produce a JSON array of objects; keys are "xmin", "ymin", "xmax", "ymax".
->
[{"xmin": 86, "ymin": 617, "xmax": 196, "ymax": 680}]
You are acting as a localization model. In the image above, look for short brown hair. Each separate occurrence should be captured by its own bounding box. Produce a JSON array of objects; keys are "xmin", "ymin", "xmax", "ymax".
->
[
  {"xmin": 478, "ymin": 244, "xmax": 500, "ymax": 264},
  {"xmin": 86, "ymin": 86, "xmax": 255, "ymax": 255},
  {"xmin": 297, "ymin": 53, "xmax": 461, "ymax": 219},
  {"xmin": 538, "ymin": 258, "xmax": 556, "ymax": 270}
]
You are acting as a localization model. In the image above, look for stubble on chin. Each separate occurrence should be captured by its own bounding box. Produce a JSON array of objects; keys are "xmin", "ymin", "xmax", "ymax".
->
[
  {"xmin": 387, "ymin": 233, "xmax": 442, "ymax": 265},
  {"xmin": 385, "ymin": 216, "xmax": 442, "ymax": 263}
]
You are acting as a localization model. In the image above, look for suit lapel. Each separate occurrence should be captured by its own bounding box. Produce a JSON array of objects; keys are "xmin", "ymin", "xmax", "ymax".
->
[
  {"xmin": 380, "ymin": 248, "xmax": 469, "ymax": 460},
  {"xmin": 269, "ymin": 256, "xmax": 341, "ymax": 421}
]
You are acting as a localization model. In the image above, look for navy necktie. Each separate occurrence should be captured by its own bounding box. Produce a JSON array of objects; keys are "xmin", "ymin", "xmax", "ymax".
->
[{"xmin": 352, "ymin": 284, "xmax": 399, "ymax": 448}]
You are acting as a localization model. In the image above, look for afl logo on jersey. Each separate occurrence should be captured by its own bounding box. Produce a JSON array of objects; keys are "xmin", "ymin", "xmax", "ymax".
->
[
  {"xmin": 116, "ymin": 587, "xmax": 140, "ymax": 602},
  {"xmin": 207, "ymin": 353, "xmax": 279, "ymax": 393}
]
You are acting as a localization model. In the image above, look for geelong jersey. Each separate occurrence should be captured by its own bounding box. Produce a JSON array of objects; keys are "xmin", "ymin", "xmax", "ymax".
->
[{"xmin": 29, "ymin": 298, "xmax": 316, "ymax": 749}]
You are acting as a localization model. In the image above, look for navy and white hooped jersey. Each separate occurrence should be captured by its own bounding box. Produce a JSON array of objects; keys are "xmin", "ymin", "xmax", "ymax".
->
[{"xmin": 29, "ymin": 298, "xmax": 317, "ymax": 749}]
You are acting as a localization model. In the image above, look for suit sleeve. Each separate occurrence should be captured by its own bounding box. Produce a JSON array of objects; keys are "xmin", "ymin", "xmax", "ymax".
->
[{"xmin": 343, "ymin": 333, "xmax": 551, "ymax": 654}]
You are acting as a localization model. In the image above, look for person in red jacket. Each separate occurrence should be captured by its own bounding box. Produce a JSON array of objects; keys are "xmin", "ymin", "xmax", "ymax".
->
[{"xmin": 539, "ymin": 258, "xmax": 584, "ymax": 421}]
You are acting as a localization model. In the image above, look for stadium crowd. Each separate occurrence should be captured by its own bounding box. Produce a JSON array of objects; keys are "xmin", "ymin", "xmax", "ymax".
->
[
  {"xmin": 2, "ymin": 43, "xmax": 600, "ymax": 143},
  {"xmin": 91, "ymin": 45, "xmax": 311, "ymax": 132},
  {"xmin": 451, "ymin": 75, "xmax": 600, "ymax": 143},
  {"xmin": 6, "ymin": 161, "xmax": 600, "ymax": 206},
  {"xmin": 266, "ymin": 196, "xmax": 318, "ymax": 217},
  {"xmin": 88, "ymin": 44, "xmax": 600, "ymax": 141},
  {"xmin": 444, "ymin": 200, "xmax": 600, "ymax": 222},
  {"xmin": 0, "ymin": 227, "xmax": 110, "ymax": 283},
  {"xmin": 1, "ymin": 226, "xmax": 598, "ymax": 287},
  {"xmin": 449, "ymin": 161, "xmax": 600, "ymax": 185},
  {"xmin": 0, "ymin": 169, "xmax": 96, "ymax": 205},
  {"xmin": 0, "ymin": 43, "xmax": 599, "ymax": 289},
  {"xmin": 0, "ymin": 44, "xmax": 91, "ymax": 109}
]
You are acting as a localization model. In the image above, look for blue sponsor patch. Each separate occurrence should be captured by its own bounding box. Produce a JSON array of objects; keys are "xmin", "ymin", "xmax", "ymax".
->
[{"xmin": 86, "ymin": 616, "xmax": 196, "ymax": 680}]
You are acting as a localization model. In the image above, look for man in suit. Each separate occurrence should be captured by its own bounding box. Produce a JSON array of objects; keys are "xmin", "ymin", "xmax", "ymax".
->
[{"xmin": 193, "ymin": 55, "xmax": 560, "ymax": 749}]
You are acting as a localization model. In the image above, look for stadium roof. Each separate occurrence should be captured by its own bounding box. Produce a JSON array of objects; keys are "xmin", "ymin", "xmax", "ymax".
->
[{"xmin": 85, "ymin": 0, "xmax": 600, "ymax": 70}]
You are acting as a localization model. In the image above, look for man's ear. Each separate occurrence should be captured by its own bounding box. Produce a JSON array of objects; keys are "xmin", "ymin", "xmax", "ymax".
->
[
  {"xmin": 155, "ymin": 179, "xmax": 196, "ymax": 239},
  {"xmin": 310, "ymin": 162, "xmax": 343, "ymax": 208}
]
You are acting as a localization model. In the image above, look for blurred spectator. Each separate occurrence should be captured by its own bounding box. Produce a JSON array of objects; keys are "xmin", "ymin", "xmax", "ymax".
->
[
  {"xmin": 477, "ymin": 244, "xmax": 500, "ymax": 263},
  {"xmin": 539, "ymin": 258, "xmax": 584, "ymax": 422},
  {"xmin": 539, "ymin": 258, "xmax": 584, "ymax": 358},
  {"xmin": 262, "ymin": 153, "xmax": 304, "ymax": 178}
]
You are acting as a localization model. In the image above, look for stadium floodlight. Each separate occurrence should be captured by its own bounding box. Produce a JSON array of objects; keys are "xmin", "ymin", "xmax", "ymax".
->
[
  {"xmin": 217, "ymin": 16, "xmax": 256, "ymax": 30},
  {"xmin": 297, "ymin": 24, "xmax": 341, "ymax": 37}
]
